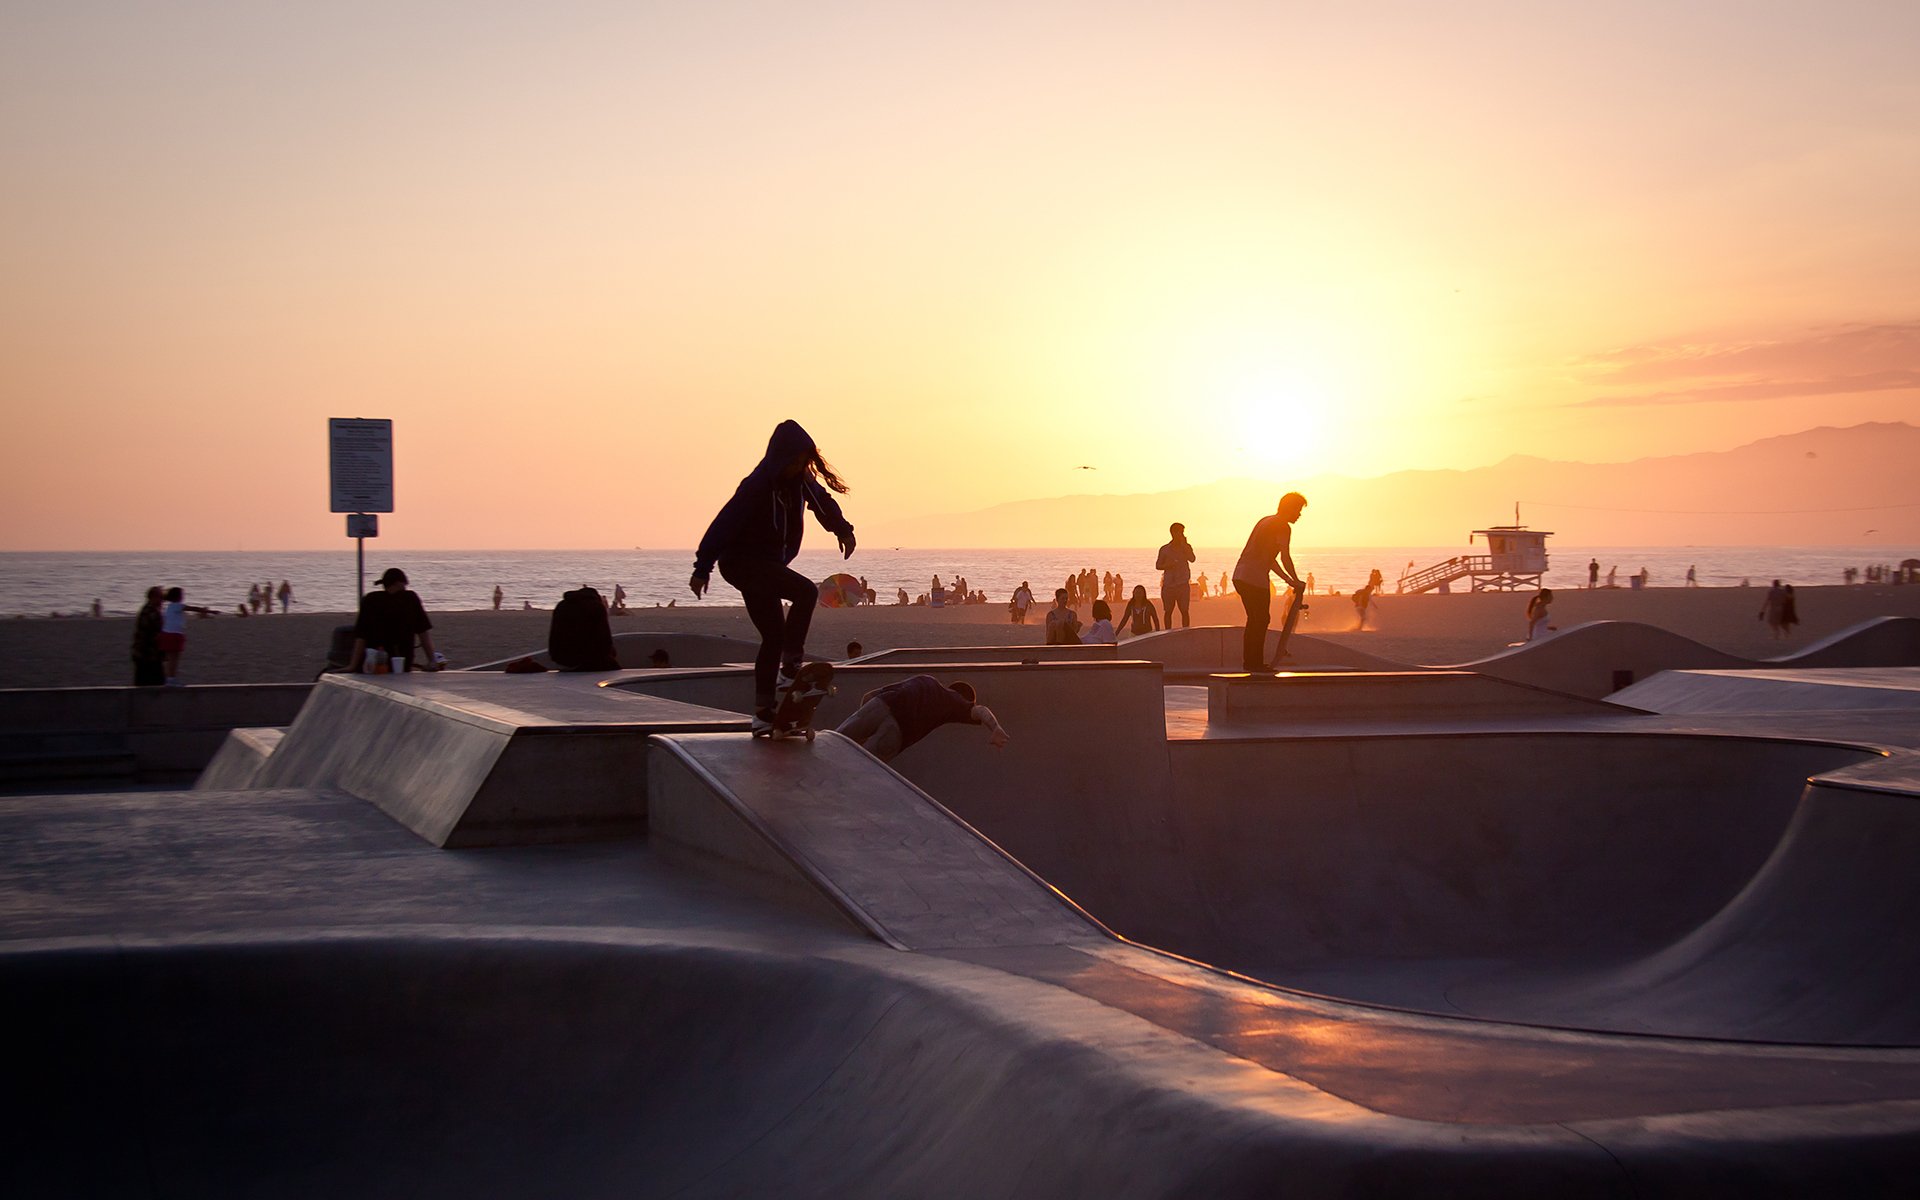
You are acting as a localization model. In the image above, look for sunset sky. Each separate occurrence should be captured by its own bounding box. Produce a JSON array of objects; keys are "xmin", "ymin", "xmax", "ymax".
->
[{"xmin": 3, "ymin": 1, "xmax": 1916, "ymax": 550}]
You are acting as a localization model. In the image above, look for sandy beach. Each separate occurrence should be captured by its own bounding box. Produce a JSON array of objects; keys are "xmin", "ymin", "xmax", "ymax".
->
[{"xmin": 3, "ymin": 584, "xmax": 1914, "ymax": 689}]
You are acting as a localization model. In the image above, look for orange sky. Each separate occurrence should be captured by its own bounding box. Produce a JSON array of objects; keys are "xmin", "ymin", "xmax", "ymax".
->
[{"xmin": 3, "ymin": 2, "xmax": 1917, "ymax": 550}]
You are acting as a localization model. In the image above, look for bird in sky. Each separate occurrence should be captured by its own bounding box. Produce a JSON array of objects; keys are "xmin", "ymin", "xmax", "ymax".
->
[{"xmin": 1074, "ymin": 465, "xmax": 1096, "ymax": 470}]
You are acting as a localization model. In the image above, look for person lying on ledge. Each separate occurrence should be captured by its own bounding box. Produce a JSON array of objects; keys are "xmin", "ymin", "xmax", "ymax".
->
[{"xmin": 835, "ymin": 675, "xmax": 1009, "ymax": 764}]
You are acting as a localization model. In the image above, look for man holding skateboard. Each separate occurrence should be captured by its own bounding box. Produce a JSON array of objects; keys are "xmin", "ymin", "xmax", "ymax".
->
[{"xmin": 1230, "ymin": 492, "xmax": 1309, "ymax": 672}]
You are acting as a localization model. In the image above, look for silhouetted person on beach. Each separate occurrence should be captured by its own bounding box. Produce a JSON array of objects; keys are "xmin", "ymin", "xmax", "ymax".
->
[
  {"xmin": 1156, "ymin": 522, "xmax": 1196, "ymax": 628},
  {"xmin": 1118, "ymin": 584, "xmax": 1161, "ymax": 638},
  {"xmin": 1759, "ymin": 580, "xmax": 1796, "ymax": 639},
  {"xmin": 492, "ymin": 585, "xmax": 503, "ymax": 611},
  {"xmin": 131, "ymin": 586, "xmax": 165, "ymax": 686},
  {"xmin": 1352, "ymin": 581, "xmax": 1376, "ymax": 630},
  {"xmin": 1045, "ymin": 588, "xmax": 1081, "ymax": 645},
  {"xmin": 836, "ymin": 676, "xmax": 1009, "ymax": 764},
  {"xmin": 278, "ymin": 580, "xmax": 292, "ymax": 612},
  {"xmin": 1011, "ymin": 580, "xmax": 1034, "ymax": 624},
  {"xmin": 1589, "ymin": 559, "xmax": 1600, "ymax": 589},
  {"xmin": 689, "ymin": 419, "xmax": 855, "ymax": 735},
  {"xmin": 1231, "ymin": 492, "xmax": 1308, "ymax": 672},
  {"xmin": 1524, "ymin": 588, "xmax": 1555, "ymax": 642},
  {"xmin": 350, "ymin": 568, "xmax": 443, "ymax": 673}
]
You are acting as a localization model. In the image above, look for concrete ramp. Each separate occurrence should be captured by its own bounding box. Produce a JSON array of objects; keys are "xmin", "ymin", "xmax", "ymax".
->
[
  {"xmin": 1615, "ymin": 667, "xmax": 1920, "ymax": 714},
  {"xmin": 243, "ymin": 674, "xmax": 744, "ymax": 846},
  {"xmin": 1776, "ymin": 615, "xmax": 1920, "ymax": 668},
  {"xmin": 648, "ymin": 732, "xmax": 1104, "ymax": 951}
]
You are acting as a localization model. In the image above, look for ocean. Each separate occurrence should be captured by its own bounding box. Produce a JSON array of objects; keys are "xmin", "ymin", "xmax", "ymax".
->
[{"xmin": 0, "ymin": 545, "xmax": 1904, "ymax": 618}]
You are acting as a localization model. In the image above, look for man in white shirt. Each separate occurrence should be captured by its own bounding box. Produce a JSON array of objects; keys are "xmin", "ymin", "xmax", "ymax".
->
[{"xmin": 1230, "ymin": 493, "xmax": 1308, "ymax": 672}]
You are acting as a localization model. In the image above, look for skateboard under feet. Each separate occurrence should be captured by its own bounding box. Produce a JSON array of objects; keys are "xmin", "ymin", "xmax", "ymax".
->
[{"xmin": 757, "ymin": 661, "xmax": 836, "ymax": 742}]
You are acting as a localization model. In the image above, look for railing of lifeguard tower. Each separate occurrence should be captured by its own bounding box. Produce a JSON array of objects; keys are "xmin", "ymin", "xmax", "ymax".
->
[{"xmin": 1398, "ymin": 554, "xmax": 1493, "ymax": 594}]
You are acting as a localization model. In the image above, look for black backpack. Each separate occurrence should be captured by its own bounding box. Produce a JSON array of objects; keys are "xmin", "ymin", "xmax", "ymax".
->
[{"xmin": 549, "ymin": 586, "xmax": 619, "ymax": 671}]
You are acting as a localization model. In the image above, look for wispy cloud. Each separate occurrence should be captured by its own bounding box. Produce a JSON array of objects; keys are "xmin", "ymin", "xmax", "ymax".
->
[{"xmin": 1573, "ymin": 322, "xmax": 1920, "ymax": 407}]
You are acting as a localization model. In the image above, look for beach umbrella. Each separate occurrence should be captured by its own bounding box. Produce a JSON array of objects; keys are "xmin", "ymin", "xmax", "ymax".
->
[{"xmin": 818, "ymin": 572, "xmax": 864, "ymax": 608}]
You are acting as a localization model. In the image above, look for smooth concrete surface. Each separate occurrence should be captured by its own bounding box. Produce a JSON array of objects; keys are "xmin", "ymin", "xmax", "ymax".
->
[
  {"xmin": 247, "ymin": 673, "xmax": 746, "ymax": 846},
  {"xmin": 466, "ymin": 631, "xmax": 761, "ymax": 672},
  {"xmin": 195, "ymin": 726, "xmax": 284, "ymax": 789},
  {"xmin": 1205, "ymin": 668, "xmax": 1629, "ymax": 723},
  {"xmin": 1614, "ymin": 666, "xmax": 1920, "ymax": 714},
  {"xmin": 0, "ymin": 682, "xmax": 311, "ymax": 789},
  {"xmin": 648, "ymin": 731, "xmax": 1102, "ymax": 951},
  {"xmin": 13, "ymin": 785, "xmax": 1920, "ymax": 1195},
  {"xmin": 16, "ymin": 660, "xmax": 1920, "ymax": 1191},
  {"xmin": 849, "ymin": 643, "xmax": 1118, "ymax": 664}
]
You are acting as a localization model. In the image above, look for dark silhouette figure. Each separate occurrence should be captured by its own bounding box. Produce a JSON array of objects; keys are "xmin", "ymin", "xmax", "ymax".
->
[
  {"xmin": 131, "ymin": 586, "xmax": 165, "ymax": 686},
  {"xmin": 1156, "ymin": 522, "xmax": 1196, "ymax": 628},
  {"xmin": 689, "ymin": 420, "xmax": 855, "ymax": 729},
  {"xmin": 1118, "ymin": 584, "xmax": 1161, "ymax": 638},
  {"xmin": 836, "ymin": 675, "xmax": 1009, "ymax": 763},
  {"xmin": 349, "ymin": 568, "xmax": 442, "ymax": 673},
  {"xmin": 1230, "ymin": 492, "xmax": 1308, "ymax": 672}
]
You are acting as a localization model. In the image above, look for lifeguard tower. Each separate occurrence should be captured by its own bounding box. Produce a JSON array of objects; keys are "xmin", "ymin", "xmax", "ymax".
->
[{"xmin": 1399, "ymin": 517, "xmax": 1553, "ymax": 593}]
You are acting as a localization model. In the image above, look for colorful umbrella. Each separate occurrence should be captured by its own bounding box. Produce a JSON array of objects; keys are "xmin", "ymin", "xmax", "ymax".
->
[{"xmin": 818, "ymin": 572, "xmax": 864, "ymax": 608}]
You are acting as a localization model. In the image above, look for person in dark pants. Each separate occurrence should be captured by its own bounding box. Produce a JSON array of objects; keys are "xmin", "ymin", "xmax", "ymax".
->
[
  {"xmin": 836, "ymin": 675, "xmax": 1009, "ymax": 764},
  {"xmin": 689, "ymin": 420, "xmax": 856, "ymax": 735},
  {"xmin": 1230, "ymin": 492, "xmax": 1308, "ymax": 672},
  {"xmin": 131, "ymin": 586, "xmax": 166, "ymax": 686}
]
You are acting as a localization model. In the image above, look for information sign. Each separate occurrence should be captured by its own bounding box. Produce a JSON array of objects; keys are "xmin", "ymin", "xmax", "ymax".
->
[{"xmin": 329, "ymin": 418, "xmax": 394, "ymax": 513}]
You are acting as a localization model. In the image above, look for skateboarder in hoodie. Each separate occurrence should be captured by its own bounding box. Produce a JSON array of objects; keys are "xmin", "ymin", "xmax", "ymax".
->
[{"xmin": 690, "ymin": 420, "xmax": 856, "ymax": 735}]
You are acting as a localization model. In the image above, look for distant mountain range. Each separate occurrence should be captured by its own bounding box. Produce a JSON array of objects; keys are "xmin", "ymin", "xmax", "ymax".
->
[{"xmin": 865, "ymin": 422, "xmax": 1920, "ymax": 548}]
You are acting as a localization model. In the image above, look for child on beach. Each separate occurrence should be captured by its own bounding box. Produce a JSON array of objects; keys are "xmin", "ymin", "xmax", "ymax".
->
[
  {"xmin": 689, "ymin": 419, "xmax": 856, "ymax": 735},
  {"xmin": 159, "ymin": 587, "xmax": 216, "ymax": 686}
]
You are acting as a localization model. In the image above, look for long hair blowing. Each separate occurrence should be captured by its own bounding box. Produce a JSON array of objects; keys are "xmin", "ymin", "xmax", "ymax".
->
[{"xmin": 809, "ymin": 451, "xmax": 851, "ymax": 494}]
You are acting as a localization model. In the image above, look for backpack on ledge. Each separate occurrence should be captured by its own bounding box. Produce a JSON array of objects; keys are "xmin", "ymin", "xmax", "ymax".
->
[{"xmin": 549, "ymin": 586, "xmax": 619, "ymax": 671}]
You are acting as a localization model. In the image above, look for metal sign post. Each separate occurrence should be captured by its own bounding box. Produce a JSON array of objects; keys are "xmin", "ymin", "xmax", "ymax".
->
[{"xmin": 330, "ymin": 419, "xmax": 394, "ymax": 601}]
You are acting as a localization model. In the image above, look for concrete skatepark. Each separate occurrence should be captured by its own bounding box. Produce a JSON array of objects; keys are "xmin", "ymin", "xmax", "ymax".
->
[{"xmin": 9, "ymin": 619, "xmax": 1920, "ymax": 1195}]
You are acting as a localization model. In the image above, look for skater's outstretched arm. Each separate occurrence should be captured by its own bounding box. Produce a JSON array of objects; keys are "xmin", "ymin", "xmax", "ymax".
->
[{"xmin": 971, "ymin": 705, "xmax": 1010, "ymax": 749}]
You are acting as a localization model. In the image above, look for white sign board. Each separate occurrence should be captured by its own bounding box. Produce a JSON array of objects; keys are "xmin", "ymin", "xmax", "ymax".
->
[{"xmin": 329, "ymin": 418, "xmax": 393, "ymax": 513}]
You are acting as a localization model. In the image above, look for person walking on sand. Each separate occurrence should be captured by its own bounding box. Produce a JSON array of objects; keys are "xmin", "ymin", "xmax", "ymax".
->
[
  {"xmin": 1685, "ymin": 564, "xmax": 1698, "ymax": 588},
  {"xmin": 131, "ymin": 586, "xmax": 165, "ymax": 686},
  {"xmin": 1759, "ymin": 579, "xmax": 1790, "ymax": 639},
  {"xmin": 1524, "ymin": 588, "xmax": 1555, "ymax": 642},
  {"xmin": 1155, "ymin": 522, "xmax": 1196, "ymax": 629},
  {"xmin": 277, "ymin": 580, "xmax": 292, "ymax": 612},
  {"xmin": 1231, "ymin": 492, "xmax": 1308, "ymax": 672},
  {"xmin": 1118, "ymin": 584, "xmax": 1161, "ymax": 639},
  {"xmin": 492, "ymin": 585, "xmax": 504, "ymax": 612},
  {"xmin": 1589, "ymin": 558, "xmax": 1600, "ymax": 589},
  {"xmin": 1352, "ymin": 580, "xmax": 1376, "ymax": 631},
  {"xmin": 689, "ymin": 419, "xmax": 855, "ymax": 736},
  {"xmin": 349, "ymin": 568, "xmax": 445, "ymax": 673},
  {"xmin": 1044, "ymin": 588, "xmax": 1081, "ymax": 645},
  {"xmin": 1011, "ymin": 580, "xmax": 1034, "ymax": 624}
]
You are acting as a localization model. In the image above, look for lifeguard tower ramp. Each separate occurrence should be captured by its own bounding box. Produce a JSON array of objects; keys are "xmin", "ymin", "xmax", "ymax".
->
[{"xmin": 1400, "ymin": 524, "xmax": 1553, "ymax": 593}]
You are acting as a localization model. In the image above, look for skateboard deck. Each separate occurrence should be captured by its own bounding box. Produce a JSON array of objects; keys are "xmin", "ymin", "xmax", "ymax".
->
[
  {"xmin": 1269, "ymin": 591, "xmax": 1308, "ymax": 666},
  {"xmin": 761, "ymin": 661, "xmax": 836, "ymax": 742}
]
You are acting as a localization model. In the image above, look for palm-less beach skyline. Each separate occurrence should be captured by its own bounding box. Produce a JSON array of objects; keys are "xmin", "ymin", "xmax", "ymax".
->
[{"xmin": 3, "ymin": 1, "xmax": 1917, "ymax": 551}]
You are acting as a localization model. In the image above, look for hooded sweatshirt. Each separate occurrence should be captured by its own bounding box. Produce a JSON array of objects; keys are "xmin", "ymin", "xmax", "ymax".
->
[{"xmin": 694, "ymin": 420, "xmax": 853, "ymax": 575}]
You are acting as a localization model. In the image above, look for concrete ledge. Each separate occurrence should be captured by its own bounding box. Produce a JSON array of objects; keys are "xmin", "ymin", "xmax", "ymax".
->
[
  {"xmin": 250, "ymin": 674, "xmax": 747, "ymax": 846},
  {"xmin": 0, "ymin": 684, "xmax": 311, "ymax": 787},
  {"xmin": 1206, "ymin": 670, "xmax": 1628, "ymax": 723},
  {"xmin": 195, "ymin": 728, "xmax": 285, "ymax": 791}
]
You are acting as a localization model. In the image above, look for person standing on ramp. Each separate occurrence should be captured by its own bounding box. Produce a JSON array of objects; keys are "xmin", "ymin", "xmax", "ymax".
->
[
  {"xmin": 1230, "ymin": 492, "xmax": 1308, "ymax": 672},
  {"xmin": 689, "ymin": 420, "xmax": 856, "ymax": 737}
]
